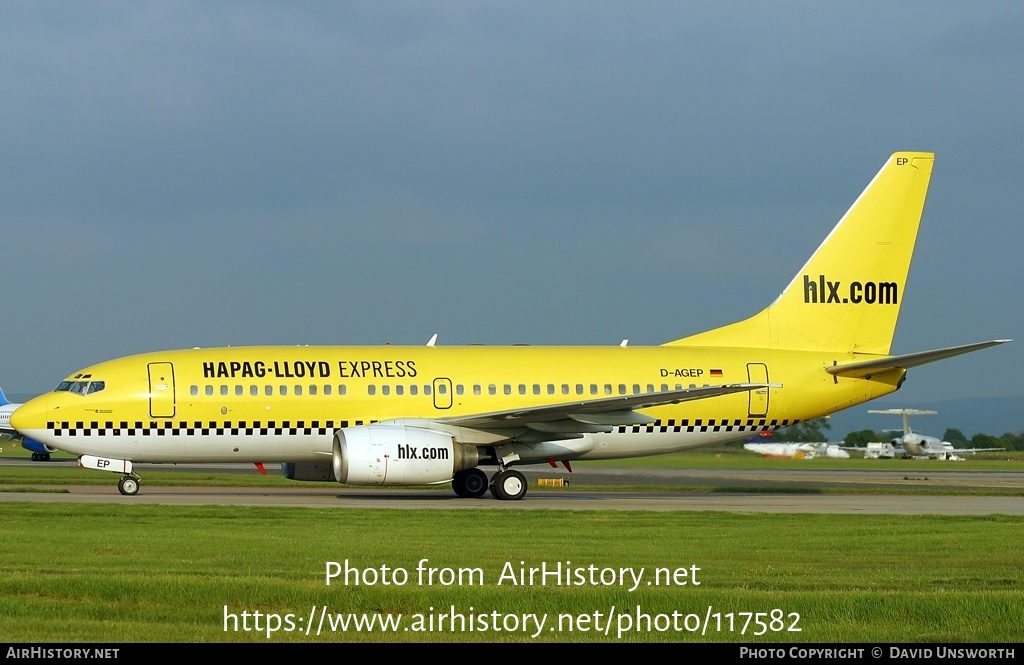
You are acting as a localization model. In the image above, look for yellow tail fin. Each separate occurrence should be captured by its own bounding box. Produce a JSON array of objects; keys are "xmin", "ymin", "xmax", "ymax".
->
[{"xmin": 666, "ymin": 152, "xmax": 934, "ymax": 354}]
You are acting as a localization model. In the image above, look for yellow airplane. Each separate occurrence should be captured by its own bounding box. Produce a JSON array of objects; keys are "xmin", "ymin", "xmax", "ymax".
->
[{"xmin": 10, "ymin": 152, "xmax": 1010, "ymax": 499}]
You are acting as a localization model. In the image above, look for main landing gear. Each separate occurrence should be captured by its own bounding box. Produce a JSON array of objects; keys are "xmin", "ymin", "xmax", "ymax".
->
[
  {"xmin": 451, "ymin": 467, "xmax": 528, "ymax": 500},
  {"xmin": 30, "ymin": 453, "xmax": 51, "ymax": 461},
  {"xmin": 452, "ymin": 468, "xmax": 489, "ymax": 498},
  {"xmin": 489, "ymin": 469, "xmax": 528, "ymax": 501}
]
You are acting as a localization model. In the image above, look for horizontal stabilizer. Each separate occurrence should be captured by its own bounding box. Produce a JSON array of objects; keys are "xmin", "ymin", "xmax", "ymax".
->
[{"xmin": 826, "ymin": 340, "xmax": 1011, "ymax": 378}]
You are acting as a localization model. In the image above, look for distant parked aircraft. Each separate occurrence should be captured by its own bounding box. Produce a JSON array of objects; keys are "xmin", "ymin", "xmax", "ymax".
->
[
  {"xmin": 743, "ymin": 441, "xmax": 850, "ymax": 459},
  {"xmin": 0, "ymin": 386, "xmax": 53, "ymax": 461},
  {"xmin": 863, "ymin": 409, "xmax": 1002, "ymax": 460}
]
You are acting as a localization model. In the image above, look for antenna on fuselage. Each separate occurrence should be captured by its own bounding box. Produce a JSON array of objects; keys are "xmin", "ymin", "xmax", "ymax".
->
[{"xmin": 426, "ymin": 333, "xmax": 438, "ymax": 347}]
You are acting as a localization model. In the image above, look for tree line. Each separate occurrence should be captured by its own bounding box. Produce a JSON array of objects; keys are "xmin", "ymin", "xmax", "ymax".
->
[{"xmin": 769, "ymin": 419, "xmax": 1024, "ymax": 451}]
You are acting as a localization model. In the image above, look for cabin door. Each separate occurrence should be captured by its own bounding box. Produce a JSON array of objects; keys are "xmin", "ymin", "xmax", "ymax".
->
[
  {"xmin": 746, "ymin": 363, "xmax": 769, "ymax": 417},
  {"xmin": 432, "ymin": 377, "xmax": 453, "ymax": 410},
  {"xmin": 148, "ymin": 362, "xmax": 176, "ymax": 418}
]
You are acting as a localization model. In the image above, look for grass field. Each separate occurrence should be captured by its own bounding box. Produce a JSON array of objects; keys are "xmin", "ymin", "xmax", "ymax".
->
[
  {"xmin": 1, "ymin": 503, "xmax": 1022, "ymax": 642},
  {"xmin": 3, "ymin": 440, "xmax": 1023, "ymax": 643}
]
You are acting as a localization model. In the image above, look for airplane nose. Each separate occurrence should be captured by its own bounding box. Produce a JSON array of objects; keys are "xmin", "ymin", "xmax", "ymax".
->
[{"xmin": 9, "ymin": 396, "xmax": 49, "ymax": 434}]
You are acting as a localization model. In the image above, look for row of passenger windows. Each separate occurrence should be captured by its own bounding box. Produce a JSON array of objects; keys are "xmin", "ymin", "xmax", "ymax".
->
[
  {"xmin": 189, "ymin": 383, "xmax": 694, "ymax": 398},
  {"xmin": 192, "ymin": 384, "xmax": 351, "ymax": 397},
  {"xmin": 455, "ymin": 383, "xmax": 690, "ymax": 396}
]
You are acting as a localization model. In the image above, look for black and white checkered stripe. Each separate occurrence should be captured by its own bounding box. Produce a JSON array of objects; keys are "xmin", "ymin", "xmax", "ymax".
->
[
  {"xmin": 616, "ymin": 418, "xmax": 794, "ymax": 434},
  {"xmin": 45, "ymin": 417, "xmax": 793, "ymax": 437},
  {"xmin": 46, "ymin": 420, "xmax": 362, "ymax": 437}
]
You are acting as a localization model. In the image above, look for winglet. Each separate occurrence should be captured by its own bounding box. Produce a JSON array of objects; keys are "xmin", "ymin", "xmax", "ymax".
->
[{"xmin": 0, "ymin": 385, "xmax": 8, "ymax": 406}]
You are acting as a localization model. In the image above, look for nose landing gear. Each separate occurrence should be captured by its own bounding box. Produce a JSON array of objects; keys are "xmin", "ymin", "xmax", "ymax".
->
[{"xmin": 117, "ymin": 475, "xmax": 141, "ymax": 496}]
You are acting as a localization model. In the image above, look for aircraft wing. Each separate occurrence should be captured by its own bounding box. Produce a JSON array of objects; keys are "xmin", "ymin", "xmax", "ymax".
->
[
  {"xmin": 826, "ymin": 340, "xmax": 1011, "ymax": 379},
  {"xmin": 441, "ymin": 383, "xmax": 773, "ymax": 436}
]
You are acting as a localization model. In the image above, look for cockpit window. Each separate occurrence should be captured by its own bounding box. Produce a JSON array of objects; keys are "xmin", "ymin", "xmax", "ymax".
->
[{"xmin": 53, "ymin": 380, "xmax": 105, "ymax": 395}]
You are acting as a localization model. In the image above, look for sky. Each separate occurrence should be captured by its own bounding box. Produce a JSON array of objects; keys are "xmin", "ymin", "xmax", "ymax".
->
[{"xmin": 1, "ymin": 2, "xmax": 1021, "ymax": 402}]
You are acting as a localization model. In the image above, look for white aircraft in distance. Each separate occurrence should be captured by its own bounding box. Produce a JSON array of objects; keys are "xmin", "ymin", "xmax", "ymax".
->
[
  {"xmin": 743, "ymin": 441, "xmax": 850, "ymax": 459},
  {"xmin": 0, "ymin": 386, "xmax": 55, "ymax": 461},
  {"xmin": 865, "ymin": 408, "xmax": 1003, "ymax": 460},
  {"xmin": 8, "ymin": 152, "xmax": 1012, "ymax": 498}
]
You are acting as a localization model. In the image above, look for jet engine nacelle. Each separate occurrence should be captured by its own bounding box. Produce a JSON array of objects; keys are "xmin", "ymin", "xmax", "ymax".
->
[
  {"xmin": 899, "ymin": 434, "xmax": 929, "ymax": 456},
  {"xmin": 332, "ymin": 424, "xmax": 480, "ymax": 486}
]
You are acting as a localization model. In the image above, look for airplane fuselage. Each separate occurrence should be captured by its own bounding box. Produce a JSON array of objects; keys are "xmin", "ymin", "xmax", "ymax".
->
[{"xmin": 13, "ymin": 344, "xmax": 901, "ymax": 464}]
